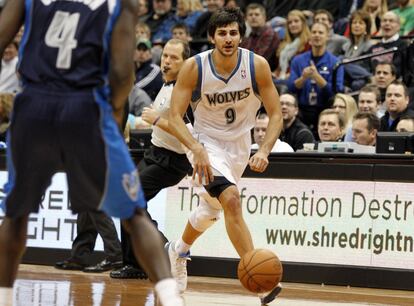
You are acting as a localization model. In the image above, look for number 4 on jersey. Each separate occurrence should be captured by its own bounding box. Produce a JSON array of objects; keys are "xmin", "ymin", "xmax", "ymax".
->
[{"xmin": 45, "ymin": 11, "xmax": 80, "ymax": 69}]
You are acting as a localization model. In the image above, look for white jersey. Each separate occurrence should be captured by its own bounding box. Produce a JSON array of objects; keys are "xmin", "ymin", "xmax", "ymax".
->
[
  {"xmin": 191, "ymin": 48, "xmax": 261, "ymax": 141},
  {"xmin": 151, "ymin": 82, "xmax": 186, "ymax": 154}
]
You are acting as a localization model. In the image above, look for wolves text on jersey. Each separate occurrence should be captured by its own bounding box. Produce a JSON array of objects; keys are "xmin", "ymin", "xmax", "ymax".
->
[{"xmin": 205, "ymin": 88, "xmax": 250, "ymax": 106}]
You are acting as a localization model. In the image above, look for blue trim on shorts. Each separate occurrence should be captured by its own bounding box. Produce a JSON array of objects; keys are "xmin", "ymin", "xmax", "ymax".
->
[
  {"xmin": 249, "ymin": 51, "xmax": 259, "ymax": 95},
  {"xmin": 93, "ymin": 87, "xmax": 146, "ymax": 219}
]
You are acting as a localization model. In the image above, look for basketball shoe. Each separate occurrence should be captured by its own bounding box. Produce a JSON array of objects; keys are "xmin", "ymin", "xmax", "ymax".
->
[
  {"xmin": 165, "ymin": 241, "xmax": 191, "ymax": 294},
  {"xmin": 260, "ymin": 283, "xmax": 282, "ymax": 305}
]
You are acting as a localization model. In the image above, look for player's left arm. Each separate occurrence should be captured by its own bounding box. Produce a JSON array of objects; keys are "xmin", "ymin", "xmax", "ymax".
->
[
  {"xmin": 249, "ymin": 55, "xmax": 283, "ymax": 173},
  {"xmin": 0, "ymin": 0, "xmax": 24, "ymax": 60}
]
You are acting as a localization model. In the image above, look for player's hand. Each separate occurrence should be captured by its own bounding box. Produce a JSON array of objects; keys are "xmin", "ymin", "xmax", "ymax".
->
[
  {"xmin": 249, "ymin": 150, "xmax": 269, "ymax": 173},
  {"xmin": 191, "ymin": 143, "xmax": 214, "ymax": 185},
  {"xmin": 141, "ymin": 105, "xmax": 158, "ymax": 125}
]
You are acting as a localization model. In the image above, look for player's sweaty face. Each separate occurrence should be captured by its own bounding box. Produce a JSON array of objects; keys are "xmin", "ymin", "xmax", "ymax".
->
[{"xmin": 212, "ymin": 22, "xmax": 241, "ymax": 56}]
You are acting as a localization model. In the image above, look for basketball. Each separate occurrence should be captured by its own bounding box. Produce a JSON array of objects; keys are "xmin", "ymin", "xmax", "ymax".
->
[{"xmin": 237, "ymin": 249, "xmax": 283, "ymax": 293}]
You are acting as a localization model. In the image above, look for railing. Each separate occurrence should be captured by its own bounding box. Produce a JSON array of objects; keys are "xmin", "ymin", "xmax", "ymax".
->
[{"xmin": 332, "ymin": 46, "xmax": 399, "ymax": 93}]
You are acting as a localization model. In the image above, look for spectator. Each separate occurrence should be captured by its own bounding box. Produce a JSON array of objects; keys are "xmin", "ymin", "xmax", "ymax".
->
[
  {"xmin": 288, "ymin": 22, "xmax": 344, "ymax": 134},
  {"xmin": 135, "ymin": 22, "xmax": 151, "ymax": 40},
  {"xmin": 137, "ymin": 0, "xmax": 150, "ymax": 21},
  {"xmin": 314, "ymin": 9, "xmax": 350, "ymax": 56},
  {"xmin": 396, "ymin": 114, "xmax": 414, "ymax": 131},
  {"xmin": 142, "ymin": 0, "xmax": 179, "ymax": 44},
  {"xmin": 176, "ymin": 0, "xmax": 204, "ymax": 33},
  {"xmin": 240, "ymin": 3, "xmax": 280, "ymax": 70},
  {"xmin": 380, "ymin": 80, "xmax": 414, "ymax": 131},
  {"xmin": 0, "ymin": 92, "xmax": 13, "ymax": 143},
  {"xmin": 351, "ymin": 111, "xmax": 380, "ymax": 145},
  {"xmin": 332, "ymin": 93, "xmax": 358, "ymax": 130},
  {"xmin": 191, "ymin": 0, "xmax": 224, "ymax": 43},
  {"xmin": 358, "ymin": 84, "xmax": 384, "ymax": 116},
  {"xmin": 128, "ymin": 86, "xmax": 153, "ymax": 117},
  {"xmin": 134, "ymin": 39, "xmax": 163, "ymax": 101},
  {"xmin": 362, "ymin": 0, "xmax": 388, "ymax": 35},
  {"xmin": 364, "ymin": 11, "xmax": 408, "ymax": 78},
  {"xmin": 275, "ymin": 10, "xmax": 311, "ymax": 80},
  {"xmin": 392, "ymin": 0, "xmax": 414, "ymax": 35},
  {"xmin": 317, "ymin": 109, "xmax": 346, "ymax": 142},
  {"xmin": 372, "ymin": 61, "xmax": 397, "ymax": 104},
  {"xmin": 0, "ymin": 41, "xmax": 20, "ymax": 94},
  {"xmin": 279, "ymin": 93, "xmax": 315, "ymax": 151},
  {"xmin": 171, "ymin": 23, "xmax": 197, "ymax": 56},
  {"xmin": 343, "ymin": 10, "xmax": 373, "ymax": 58},
  {"xmin": 251, "ymin": 113, "xmax": 294, "ymax": 152}
]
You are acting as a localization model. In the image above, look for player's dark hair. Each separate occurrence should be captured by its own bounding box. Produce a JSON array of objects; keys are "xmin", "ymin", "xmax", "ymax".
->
[{"xmin": 207, "ymin": 7, "xmax": 246, "ymax": 38}]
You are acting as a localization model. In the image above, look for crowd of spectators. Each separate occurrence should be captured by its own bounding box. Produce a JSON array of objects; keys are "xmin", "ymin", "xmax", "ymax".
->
[{"xmin": 2, "ymin": 0, "xmax": 414, "ymax": 154}]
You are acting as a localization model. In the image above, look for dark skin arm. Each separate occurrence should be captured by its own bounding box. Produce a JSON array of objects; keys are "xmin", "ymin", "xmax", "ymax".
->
[
  {"xmin": 0, "ymin": 0, "xmax": 24, "ymax": 60},
  {"xmin": 109, "ymin": 0, "xmax": 139, "ymax": 128}
]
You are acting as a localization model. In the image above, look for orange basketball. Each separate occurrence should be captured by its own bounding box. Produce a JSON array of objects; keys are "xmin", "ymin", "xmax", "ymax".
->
[{"xmin": 237, "ymin": 249, "xmax": 283, "ymax": 293}]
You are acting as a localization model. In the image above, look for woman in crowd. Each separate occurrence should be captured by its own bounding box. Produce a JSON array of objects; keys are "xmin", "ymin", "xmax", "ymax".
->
[
  {"xmin": 361, "ymin": 0, "xmax": 388, "ymax": 35},
  {"xmin": 342, "ymin": 10, "xmax": 373, "ymax": 57},
  {"xmin": 332, "ymin": 93, "xmax": 358, "ymax": 137},
  {"xmin": 176, "ymin": 0, "xmax": 204, "ymax": 33},
  {"xmin": 275, "ymin": 9, "xmax": 311, "ymax": 80}
]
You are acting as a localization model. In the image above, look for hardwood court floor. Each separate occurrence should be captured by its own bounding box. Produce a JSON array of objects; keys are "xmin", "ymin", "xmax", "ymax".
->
[{"xmin": 12, "ymin": 264, "xmax": 414, "ymax": 306}]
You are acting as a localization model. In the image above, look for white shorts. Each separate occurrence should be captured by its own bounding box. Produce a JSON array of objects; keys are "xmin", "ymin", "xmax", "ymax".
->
[{"xmin": 187, "ymin": 130, "xmax": 251, "ymax": 184}]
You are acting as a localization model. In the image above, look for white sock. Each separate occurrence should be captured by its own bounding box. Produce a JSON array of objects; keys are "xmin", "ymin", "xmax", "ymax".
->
[
  {"xmin": 175, "ymin": 238, "xmax": 191, "ymax": 255},
  {"xmin": 155, "ymin": 278, "xmax": 184, "ymax": 306},
  {"xmin": 0, "ymin": 287, "xmax": 13, "ymax": 306}
]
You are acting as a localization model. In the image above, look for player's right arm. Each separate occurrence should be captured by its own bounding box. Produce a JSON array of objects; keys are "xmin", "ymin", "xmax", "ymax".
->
[
  {"xmin": 169, "ymin": 58, "xmax": 214, "ymax": 184},
  {"xmin": 0, "ymin": 0, "xmax": 24, "ymax": 59},
  {"xmin": 109, "ymin": 0, "xmax": 139, "ymax": 128}
]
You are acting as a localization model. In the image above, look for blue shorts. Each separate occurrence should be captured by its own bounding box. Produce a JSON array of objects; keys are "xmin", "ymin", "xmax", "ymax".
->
[{"xmin": 1, "ymin": 85, "xmax": 146, "ymax": 219}]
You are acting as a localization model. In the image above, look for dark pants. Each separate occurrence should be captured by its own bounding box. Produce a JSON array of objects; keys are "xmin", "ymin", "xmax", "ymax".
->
[
  {"xmin": 70, "ymin": 211, "xmax": 122, "ymax": 265},
  {"xmin": 122, "ymin": 145, "xmax": 191, "ymax": 267}
]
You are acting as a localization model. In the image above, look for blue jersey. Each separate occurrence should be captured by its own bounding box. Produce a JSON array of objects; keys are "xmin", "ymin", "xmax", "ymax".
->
[{"xmin": 18, "ymin": 0, "xmax": 120, "ymax": 90}]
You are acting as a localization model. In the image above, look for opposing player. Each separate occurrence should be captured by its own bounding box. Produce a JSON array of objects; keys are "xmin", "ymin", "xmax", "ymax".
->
[
  {"xmin": 0, "ymin": 0, "xmax": 183, "ymax": 305},
  {"xmin": 167, "ymin": 7, "xmax": 283, "ymax": 304}
]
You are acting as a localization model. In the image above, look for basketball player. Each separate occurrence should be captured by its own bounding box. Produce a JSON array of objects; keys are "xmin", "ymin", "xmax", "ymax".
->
[
  {"xmin": 0, "ymin": 1, "xmax": 183, "ymax": 305},
  {"xmin": 167, "ymin": 7, "xmax": 283, "ymax": 304},
  {"xmin": 111, "ymin": 39, "xmax": 194, "ymax": 280}
]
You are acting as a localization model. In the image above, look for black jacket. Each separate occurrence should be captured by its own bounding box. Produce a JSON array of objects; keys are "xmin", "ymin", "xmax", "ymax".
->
[{"xmin": 280, "ymin": 118, "xmax": 315, "ymax": 151}]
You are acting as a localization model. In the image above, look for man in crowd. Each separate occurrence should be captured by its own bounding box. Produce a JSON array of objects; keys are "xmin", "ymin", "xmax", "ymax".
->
[
  {"xmin": 288, "ymin": 22, "xmax": 344, "ymax": 135},
  {"xmin": 373, "ymin": 62, "xmax": 397, "ymax": 105},
  {"xmin": 240, "ymin": 3, "xmax": 280, "ymax": 70},
  {"xmin": 365, "ymin": 11, "xmax": 408, "ymax": 78},
  {"xmin": 380, "ymin": 80, "xmax": 414, "ymax": 131},
  {"xmin": 318, "ymin": 109, "xmax": 345, "ymax": 142},
  {"xmin": 392, "ymin": 0, "xmax": 414, "ymax": 35},
  {"xmin": 0, "ymin": 41, "xmax": 20, "ymax": 94},
  {"xmin": 279, "ymin": 93, "xmax": 315, "ymax": 150},
  {"xmin": 396, "ymin": 115, "xmax": 414, "ymax": 132},
  {"xmin": 313, "ymin": 9, "xmax": 349, "ymax": 56},
  {"xmin": 134, "ymin": 38, "xmax": 163, "ymax": 101},
  {"xmin": 351, "ymin": 112, "xmax": 380, "ymax": 146}
]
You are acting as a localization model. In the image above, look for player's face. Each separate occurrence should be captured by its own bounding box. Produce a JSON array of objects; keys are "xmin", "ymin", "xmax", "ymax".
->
[
  {"xmin": 161, "ymin": 42, "xmax": 185, "ymax": 82},
  {"xmin": 358, "ymin": 92, "xmax": 379, "ymax": 113},
  {"xmin": 253, "ymin": 117, "xmax": 269, "ymax": 147},
  {"xmin": 352, "ymin": 118, "xmax": 376, "ymax": 146},
  {"xmin": 318, "ymin": 114, "xmax": 342, "ymax": 142},
  {"xmin": 211, "ymin": 22, "xmax": 241, "ymax": 57}
]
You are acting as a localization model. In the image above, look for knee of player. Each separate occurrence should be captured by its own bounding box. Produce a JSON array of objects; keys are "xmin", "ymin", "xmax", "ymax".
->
[{"xmin": 222, "ymin": 194, "xmax": 242, "ymax": 216}]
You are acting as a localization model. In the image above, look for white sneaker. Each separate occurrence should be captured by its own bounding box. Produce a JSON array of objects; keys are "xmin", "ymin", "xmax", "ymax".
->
[{"xmin": 165, "ymin": 241, "xmax": 190, "ymax": 294}]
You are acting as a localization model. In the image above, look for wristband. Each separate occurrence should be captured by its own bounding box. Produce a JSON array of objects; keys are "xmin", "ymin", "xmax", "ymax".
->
[{"xmin": 153, "ymin": 116, "xmax": 161, "ymax": 126}]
